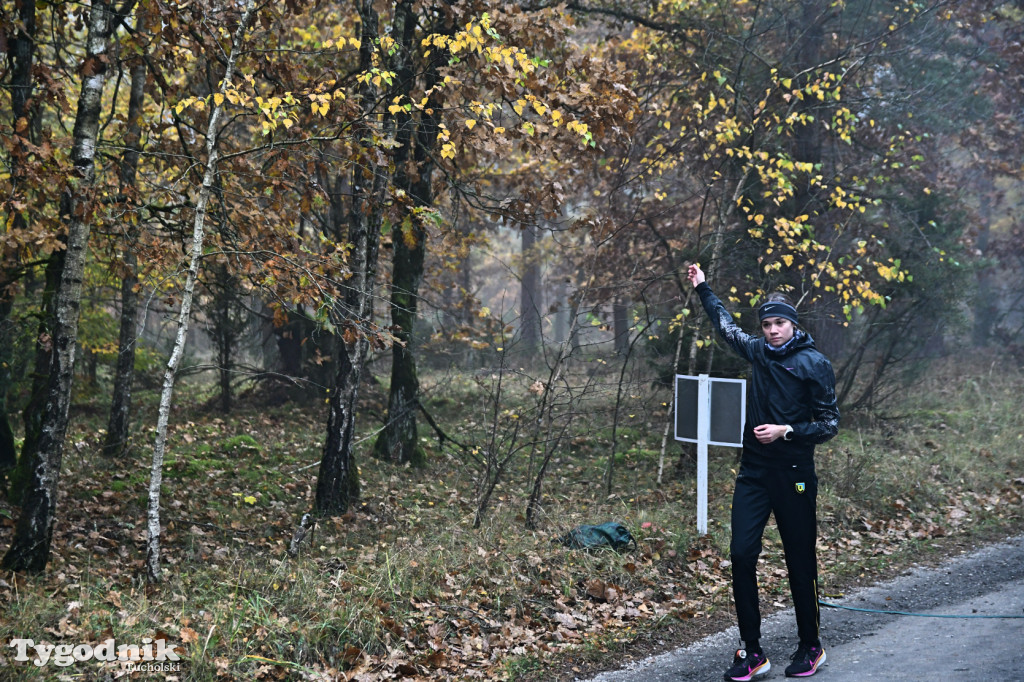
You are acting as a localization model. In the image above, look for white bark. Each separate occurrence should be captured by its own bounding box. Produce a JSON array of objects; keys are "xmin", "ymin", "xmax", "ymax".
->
[
  {"xmin": 145, "ymin": 0, "xmax": 257, "ymax": 583},
  {"xmin": 1, "ymin": 0, "xmax": 114, "ymax": 574}
]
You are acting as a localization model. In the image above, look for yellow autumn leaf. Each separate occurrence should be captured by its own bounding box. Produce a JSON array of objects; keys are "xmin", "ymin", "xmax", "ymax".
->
[
  {"xmin": 465, "ymin": 119, "xmax": 476, "ymax": 130},
  {"xmin": 213, "ymin": 93, "xmax": 224, "ymax": 107},
  {"xmin": 782, "ymin": 254, "xmax": 794, "ymax": 267},
  {"xmin": 244, "ymin": 495, "xmax": 256, "ymax": 505},
  {"xmin": 532, "ymin": 100, "xmax": 547, "ymax": 116}
]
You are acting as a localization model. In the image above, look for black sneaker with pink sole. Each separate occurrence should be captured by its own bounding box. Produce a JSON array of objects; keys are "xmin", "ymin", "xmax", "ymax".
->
[
  {"xmin": 724, "ymin": 649, "xmax": 771, "ymax": 681},
  {"xmin": 785, "ymin": 643, "xmax": 827, "ymax": 677}
]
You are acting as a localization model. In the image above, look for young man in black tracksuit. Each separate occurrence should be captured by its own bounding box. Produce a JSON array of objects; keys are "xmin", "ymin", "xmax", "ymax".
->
[{"xmin": 687, "ymin": 264, "xmax": 839, "ymax": 680}]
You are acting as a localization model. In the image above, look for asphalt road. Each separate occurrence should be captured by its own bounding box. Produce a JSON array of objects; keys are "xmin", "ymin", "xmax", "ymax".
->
[{"xmin": 581, "ymin": 534, "xmax": 1024, "ymax": 682}]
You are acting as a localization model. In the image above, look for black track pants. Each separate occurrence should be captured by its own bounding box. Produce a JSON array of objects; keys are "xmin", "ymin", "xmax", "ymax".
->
[{"xmin": 730, "ymin": 461, "xmax": 820, "ymax": 646}]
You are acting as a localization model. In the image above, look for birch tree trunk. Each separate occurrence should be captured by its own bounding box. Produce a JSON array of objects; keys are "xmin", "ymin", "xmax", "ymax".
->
[
  {"xmin": 145, "ymin": 0, "xmax": 256, "ymax": 583},
  {"xmin": 103, "ymin": 11, "xmax": 150, "ymax": 457},
  {"xmin": 10, "ymin": 250, "xmax": 62, "ymax": 502},
  {"xmin": 2, "ymin": 0, "xmax": 116, "ymax": 572},
  {"xmin": 314, "ymin": 0, "xmax": 389, "ymax": 515}
]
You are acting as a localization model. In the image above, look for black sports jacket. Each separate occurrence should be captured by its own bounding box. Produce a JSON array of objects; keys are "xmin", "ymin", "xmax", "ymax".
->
[{"xmin": 695, "ymin": 282, "xmax": 840, "ymax": 468}]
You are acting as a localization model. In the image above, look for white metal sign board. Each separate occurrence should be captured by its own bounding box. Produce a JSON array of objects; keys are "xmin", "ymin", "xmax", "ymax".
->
[
  {"xmin": 674, "ymin": 374, "xmax": 746, "ymax": 446},
  {"xmin": 674, "ymin": 374, "xmax": 746, "ymax": 534}
]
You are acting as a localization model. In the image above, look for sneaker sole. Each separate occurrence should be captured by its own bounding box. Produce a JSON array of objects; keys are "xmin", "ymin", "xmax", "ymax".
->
[
  {"xmin": 727, "ymin": 660, "xmax": 771, "ymax": 681},
  {"xmin": 785, "ymin": 649, "xmax": 826, "ymax": 677}
]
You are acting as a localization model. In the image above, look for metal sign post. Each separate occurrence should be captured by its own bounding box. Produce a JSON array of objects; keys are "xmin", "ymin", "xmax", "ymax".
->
[
  {"xmin": 696, "ymin": 375, "xmax": 710, "ymax": 534},
  {"xmin": 674, "ymin": 373, "xmax": 745, "ymax": 535}
]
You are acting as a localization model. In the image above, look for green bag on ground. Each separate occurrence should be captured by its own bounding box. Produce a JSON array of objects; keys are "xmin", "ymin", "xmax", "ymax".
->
[{"xmin": 556, "ymin": 522, "xmax": 637, "ymax": 551}]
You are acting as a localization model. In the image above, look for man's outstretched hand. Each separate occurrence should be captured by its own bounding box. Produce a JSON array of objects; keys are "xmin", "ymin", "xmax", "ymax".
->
[{"xmin": 687, "ymin": 263, "xmax": 705, "ymax": 288}]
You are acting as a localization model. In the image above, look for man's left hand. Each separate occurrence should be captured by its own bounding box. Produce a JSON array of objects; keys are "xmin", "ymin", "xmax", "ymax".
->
[{"xmin": 753, "ymin": 424, "xmax": 790, "ymax": 443}]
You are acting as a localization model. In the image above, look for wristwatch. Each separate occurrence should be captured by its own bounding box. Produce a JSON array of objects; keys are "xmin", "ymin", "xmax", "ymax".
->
[{"xmin": 783, "ymin": 425, "xmax": 794, "ymax": 441}]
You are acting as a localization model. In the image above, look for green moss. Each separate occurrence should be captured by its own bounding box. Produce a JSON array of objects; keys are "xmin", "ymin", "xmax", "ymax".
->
[{"xmin": 220, "ymin": 434, "xmax": 260, "ymax": 452}]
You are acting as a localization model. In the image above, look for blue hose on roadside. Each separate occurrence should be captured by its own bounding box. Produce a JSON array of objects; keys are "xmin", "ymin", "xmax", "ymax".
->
[{"xmin": 818, "ymin": 600, "xmax": 1024, "ymax": 619}]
